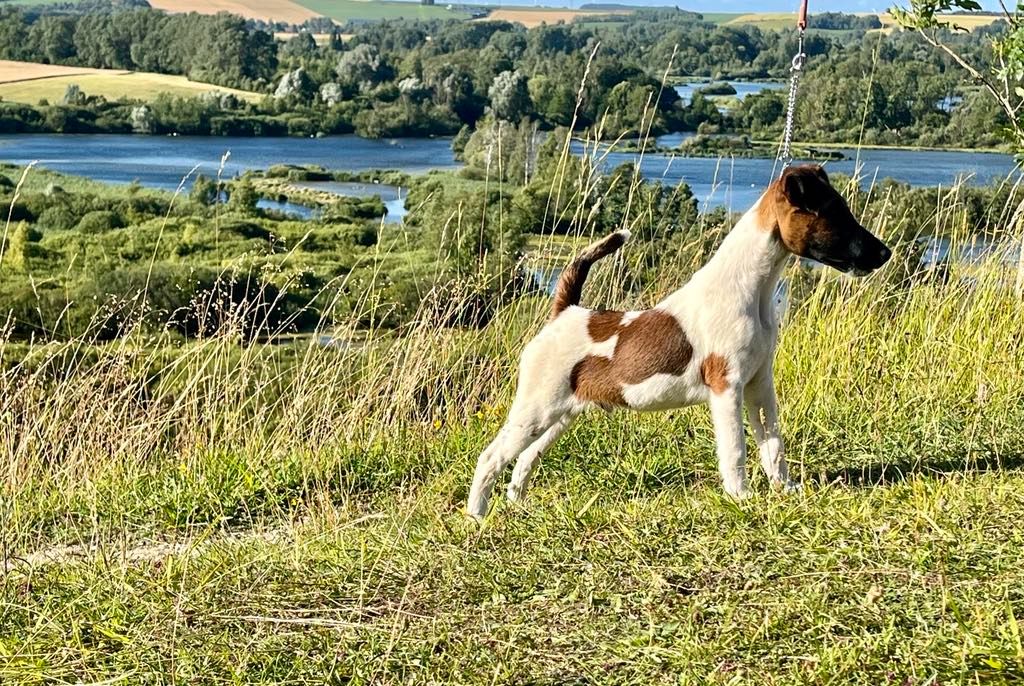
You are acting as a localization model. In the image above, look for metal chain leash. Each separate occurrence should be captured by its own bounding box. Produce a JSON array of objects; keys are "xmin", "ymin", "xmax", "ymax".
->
[
  {"xmin": 776, "ymin": 0, "xmax": 810, "ymax": 171},
  {"xmin": 777, "ymin": 28, "xmax": 806, "ymax": 168}
]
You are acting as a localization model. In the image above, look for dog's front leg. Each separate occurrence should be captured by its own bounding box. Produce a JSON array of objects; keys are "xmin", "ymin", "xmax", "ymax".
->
[
  {"xmin": 744, "ymin": 367, "xmax": 797, "ymax": 491},
  {"xmin": 708, "ymin": 389, "xmax": 751, "ymax": 499}
]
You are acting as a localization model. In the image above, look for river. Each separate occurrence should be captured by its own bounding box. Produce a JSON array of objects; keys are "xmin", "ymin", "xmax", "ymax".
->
[{"xmin": 0, "ymin": 133, "xmax": 1018, "ymax": 215}]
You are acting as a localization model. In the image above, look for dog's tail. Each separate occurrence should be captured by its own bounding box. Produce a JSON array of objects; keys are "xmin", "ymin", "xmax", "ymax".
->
[{"xmin": 550, "ymin": 229, "xmax": 631, "ymax": 320}]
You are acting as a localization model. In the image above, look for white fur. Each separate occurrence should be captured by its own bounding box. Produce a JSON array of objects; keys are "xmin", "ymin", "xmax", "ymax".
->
[{"xmin": 466, "ymin": 194, "xmax": 798, "ymax": 518}]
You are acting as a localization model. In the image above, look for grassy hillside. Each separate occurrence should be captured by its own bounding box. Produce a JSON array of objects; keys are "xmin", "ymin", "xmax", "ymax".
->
[
  {"xmin": 2, "ymin": 152, "xmax": 1024, "ymax": 682},
  {"xmin": 0, "ymin": 61, "xmax": 261, "ymax": 104},
  {"xmin": 710, "ymin": 11, "xmax": 1004, "ymax": 33},
  {"xmin": 294, "ymin": 0, "xmax": 472, "ymax": 22}
]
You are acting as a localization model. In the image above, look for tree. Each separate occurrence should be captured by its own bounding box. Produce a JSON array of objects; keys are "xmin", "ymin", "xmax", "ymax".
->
[
  {"xmin": 488, "ymin": 70, "xmax": 531, "ymax": 122},
  {"xmin": 742, "ymin": 91, "xmax": 785, "ymax": 133},
  {"xmin": 892, "ymin": 1, "xmax": 1024, "ymax": 289},
  {"xmin": 62, "ymin": 83, "xmax": 85, "ymax": 106},
  {"xmin": 274, "ymin": 68, "xmax": 316, "ymax": 101},
  {"xmin": 27, "ymin": 15, "xmax": 76, "ymax": 64},
  {"xmin": 130, "ymin": 104, "xmax": 152, "ymax": 133},
  {"xmin": 283, "ymin": 32, "xmax": 316, "ymax": 59},
  {"xmin": 461, "ymin": 116, "xmax": 539, "ymax": 184},
  {"xmin": 892, "ymin": 0, "xmax": 1024, "ymax": 150},
  {"xmin": 528, "ymin": 74, "xmax": 576, "ymax": 127},
  {"xmin": 336, "ymin": 43, "xmax": 389, "ymax": 89},
  {"xmin": 191, "ymin": 174, "xmax": 218, "ymax": 206},
  {"xmin": 2, "ymin": 222, "xmax": 41, "ymax": 270},
  {"xmin": 319, "ymin": 82, "xmax": 344, "ymax": 106},
  {"xmin": 228, "ymin": 178, "xmax": 259, "ymax": 214},
  {"xmin": 398, "ymin": 76, "xmax": 431, "ymax": 103}
]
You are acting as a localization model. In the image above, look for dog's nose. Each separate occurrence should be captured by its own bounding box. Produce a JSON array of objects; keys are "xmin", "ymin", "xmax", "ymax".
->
[{"xmin": 878, "ymin": 245, "xmax": 892, "ymax": 265}]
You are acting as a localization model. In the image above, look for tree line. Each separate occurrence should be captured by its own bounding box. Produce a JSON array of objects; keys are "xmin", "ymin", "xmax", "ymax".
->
[{"xmin": 0, "ymin": 5, "xmax": 1009, "ymax": 149}]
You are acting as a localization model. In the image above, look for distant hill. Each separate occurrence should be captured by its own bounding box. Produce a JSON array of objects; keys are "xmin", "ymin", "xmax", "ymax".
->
[
  {"xmin": 482, "ymin": 8, "xmax": 630, "ymax": 28},
  {"xmin": 0, "ymin": 59, "xmax": 260, "ymax": 104}
]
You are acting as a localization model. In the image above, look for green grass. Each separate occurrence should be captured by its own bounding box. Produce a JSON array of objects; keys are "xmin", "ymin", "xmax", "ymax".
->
[
  {"xmin": 294, "ymin": 0, "xmax": 471, "ymax": 22},
  {"xmin": 0, "ymin": 71, "xmax": 261, "ymax": 105},
  {"xmin": 3, "ymin": 156, "xmax": 1024, "ymax": 682},
  {"xmin": 700, "ymin": 12, "xmax": 742, "ymax": 25},
  {"xmin": 8, "ymin": 462, "xmax": 1024, "ymax": 683}
]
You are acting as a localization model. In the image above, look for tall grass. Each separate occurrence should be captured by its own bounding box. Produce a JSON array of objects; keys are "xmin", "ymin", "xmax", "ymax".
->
[
  {"xmin": 2, "ymin": 148, "xmax": 1022, "ymax": 548},
  {"xmin": 3, "ymin": 93, "xmax": 1024, "ymax": 683}
]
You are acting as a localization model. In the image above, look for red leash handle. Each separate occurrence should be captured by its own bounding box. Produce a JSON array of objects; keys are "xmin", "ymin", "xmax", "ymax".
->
[{"xmin": 797, "ymin": 0, "xmax": 809, "ymax": 31}]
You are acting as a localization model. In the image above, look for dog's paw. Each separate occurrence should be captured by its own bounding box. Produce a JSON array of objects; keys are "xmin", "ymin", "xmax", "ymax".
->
[
  {"xmin": 724, "ymin": 484, "xmax": 753, "ymax": 501},
  {"xmin": 464, "ymin": 504, "xmax": 487, "ymax": 522},
  {"xmin": 782, "ymin": 480, "xmax": 803, "ymax": 494}
]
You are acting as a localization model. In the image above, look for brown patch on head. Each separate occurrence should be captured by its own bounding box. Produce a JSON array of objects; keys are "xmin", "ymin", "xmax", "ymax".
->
[
  {"xmin": 769, "ymin": 165, "xmax": 836, "ymax": 255},
  {"xmin": 700, "ymin": 354, "xmax": 730, "ymax": 394},
  {"xmin": 760, "ymin": 164, "xmax": 891, "ymax": 275},
  {"xmin": 587, "ymin": 310, "xmax": 624, "ymax": 342},
  {"xmin": 570, "ymin": 309, "xmax": 693, "ymax": 408},
  {"xmin": 756, "ymin": 189, "xmax": 779, "ymax": 232},
  {"xmin": 759, "ymin": 166, "xmax": 827, "ymax": 246}
]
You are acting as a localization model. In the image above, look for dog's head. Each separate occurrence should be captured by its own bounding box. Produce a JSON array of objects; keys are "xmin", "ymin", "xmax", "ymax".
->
[{"xmin": 763, "ymin": 165, "xmax": 891, "ymax": 276}]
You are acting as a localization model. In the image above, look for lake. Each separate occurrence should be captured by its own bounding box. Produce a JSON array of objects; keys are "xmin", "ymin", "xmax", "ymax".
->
[
  {"xmin": 0, "ymin": 134, "xmax": 459, "ymax": 191},
  {"xmin": 589, "ymin": 140, "xmax": 1021, "ymax": 211},
  {"xmin": 673, "ymin": 80, "xmax": 786, "ymax": 105},
  {"xmin": 0, "ymin": 133, "xmax": 1018, "ymax": 216}
]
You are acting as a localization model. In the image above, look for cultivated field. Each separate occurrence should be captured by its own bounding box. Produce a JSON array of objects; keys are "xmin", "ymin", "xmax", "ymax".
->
[
  {"xmin": 714, "ymin": 11, "xmax": 1005, "ymax": 33},
  {"xmin": 481, "ymin": 8, "xmax": 628, "ymax": 28},
  {"xmin": 148, "ymin": 0, "xmax": 320, "ymax": 23},
  {"xmin": 0, "ymin": 61, "xmax": 117, "ymax": 83},
  {"xmin": 274, "ymin": 31, "xmax": 344, "ymax": 44},
  {"xmin": 0, "ymin": 60, "xmax": 260, "ymax": 104},
  {"xmin": 878, "ymin": 11, "xmax": 1005, "ymax": 31}
]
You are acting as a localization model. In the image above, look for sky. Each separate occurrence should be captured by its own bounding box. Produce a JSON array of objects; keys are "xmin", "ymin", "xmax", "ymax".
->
[{"xmin": 524, "ymin": 1, "xmax": 1008, "ymax": 12}]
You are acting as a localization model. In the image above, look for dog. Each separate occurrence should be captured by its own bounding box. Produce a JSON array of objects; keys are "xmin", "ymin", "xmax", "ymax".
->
[{"xmin": 466, "ymin": 164, "xmax": 891, "ymax": 518}]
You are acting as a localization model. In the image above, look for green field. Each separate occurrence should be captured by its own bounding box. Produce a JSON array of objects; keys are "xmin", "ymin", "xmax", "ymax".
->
[
  {"xmin": 294, "ymin": 0, "xmax": 471, "ymax": 21},
  {"xmin": 0, "ymin": 71, "xmax": 261, "ymax": 104},
  {"xmin": 700, "ymin": 12, "xmax": 742, "ymax": 24}
]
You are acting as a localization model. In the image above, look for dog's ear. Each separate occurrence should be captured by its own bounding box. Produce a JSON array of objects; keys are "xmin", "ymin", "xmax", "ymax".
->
[{"xmin": 782, "ymin": 166, "xmax": 827, "ymax": 212}]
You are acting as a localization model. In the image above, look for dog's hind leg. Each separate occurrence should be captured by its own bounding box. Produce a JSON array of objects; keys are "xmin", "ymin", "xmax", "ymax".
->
[
  {"xmin": 467, "ymin": 416, "xmax": 550, "ymax": 519},
  {"xmin": 506, "ymin": 412, "xmax": 575, "ymax": 503}
]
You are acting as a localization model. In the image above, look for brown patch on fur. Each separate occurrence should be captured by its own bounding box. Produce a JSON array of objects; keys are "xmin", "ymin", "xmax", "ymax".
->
[
  {"xmin": 587, "ymin": 310, "xmax": 624, "ymax": 342},
  {"xmin": 700, "ymin": 354, "xmax": 730, "ymax": 394},
  {"xmin": 570, "ymin": 309, "xmax": 693, "ymax": 408},
  {"xmin": 569, "ymin": 357, "xmax": 624, "ymax": 408}
]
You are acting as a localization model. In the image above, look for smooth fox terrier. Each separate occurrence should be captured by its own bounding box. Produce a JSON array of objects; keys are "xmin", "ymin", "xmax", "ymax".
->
[{"xmin": 467, "ymin": 165, "xmax": 891, "ymax": 518}]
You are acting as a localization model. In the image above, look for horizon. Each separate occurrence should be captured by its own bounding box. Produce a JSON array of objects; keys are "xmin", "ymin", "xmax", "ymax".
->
[{"xmin": 465, "ymin": 1, "xmax": 1006, "ymax": 13}]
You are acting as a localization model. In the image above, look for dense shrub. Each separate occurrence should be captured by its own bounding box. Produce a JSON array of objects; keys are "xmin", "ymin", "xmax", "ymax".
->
[{"xmin": 75, "ymin": 210, "xmax": 124, "ymax": 234}]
